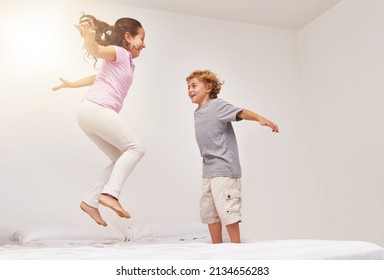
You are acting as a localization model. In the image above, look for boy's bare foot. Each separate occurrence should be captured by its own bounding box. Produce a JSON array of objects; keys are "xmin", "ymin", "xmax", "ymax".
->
[
  {"xmin": 98, "ymin": 194, "xmax": 131, "ymax": 219},
  {"xmin": 80, "ymin": 201, "xmax": 107, "ymax": 226}
]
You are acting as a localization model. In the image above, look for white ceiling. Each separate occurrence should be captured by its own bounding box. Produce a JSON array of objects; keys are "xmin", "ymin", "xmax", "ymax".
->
[{"xmin": 94, "ymin": 0, "xmax": 343, "ymax": 30}]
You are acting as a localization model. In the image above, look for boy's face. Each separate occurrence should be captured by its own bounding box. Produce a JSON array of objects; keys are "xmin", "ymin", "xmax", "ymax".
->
[{"xmin": 187, "ymin": 77, "xmax": 211, "ymax": 108}]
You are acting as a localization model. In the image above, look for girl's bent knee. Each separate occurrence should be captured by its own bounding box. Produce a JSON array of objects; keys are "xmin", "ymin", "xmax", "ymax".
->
[
  {"xmin": 136, "ymin": 147, "xmax": 145, "ymax": 158},
  {"xmin": 122, "ymin": 144, "xmax": 145, "ymax": 157},
  {"xmin": 129, "ymin": 145, "xmax": 145, "ymax": 159}
]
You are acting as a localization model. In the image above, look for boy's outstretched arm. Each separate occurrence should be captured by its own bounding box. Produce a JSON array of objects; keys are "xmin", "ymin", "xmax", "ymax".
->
[
  {"xmin": 52, "ymin": 75, "xmax": 96, "ymax": 92},
  {"xmin": 237, "ymin": 109, "xmax": 279, "ymax": 133}
]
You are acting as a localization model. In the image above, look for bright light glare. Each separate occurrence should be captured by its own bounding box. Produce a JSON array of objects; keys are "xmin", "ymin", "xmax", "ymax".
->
[{"xmin": 2, "ymin": 11, "xmax": 60, "ymax": 70}]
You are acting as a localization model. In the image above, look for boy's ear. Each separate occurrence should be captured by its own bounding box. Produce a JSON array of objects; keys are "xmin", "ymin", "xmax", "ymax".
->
[{"xmin": 205, "ymin": 83, "xmax": 212, "ymax": 93}]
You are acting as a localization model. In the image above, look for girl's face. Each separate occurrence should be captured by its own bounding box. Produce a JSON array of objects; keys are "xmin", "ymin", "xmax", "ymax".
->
[
  {"xmin": 187, "ymin": 78, "xmax": 212, "ymax": 108},
  {"xmin": 126, "ymin": 28, "xmax": 146, "ymax": 58}
]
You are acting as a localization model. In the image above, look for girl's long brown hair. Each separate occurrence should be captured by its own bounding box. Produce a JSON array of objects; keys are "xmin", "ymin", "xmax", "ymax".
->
[{"xmin": 79, "ymin": 13, "xmax": 143, "ymax": 66}]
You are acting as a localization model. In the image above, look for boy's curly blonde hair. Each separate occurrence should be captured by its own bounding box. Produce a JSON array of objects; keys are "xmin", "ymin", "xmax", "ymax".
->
[{"xmin": 186, "ymin": 70, "xmax": 224, "ymax": 99}]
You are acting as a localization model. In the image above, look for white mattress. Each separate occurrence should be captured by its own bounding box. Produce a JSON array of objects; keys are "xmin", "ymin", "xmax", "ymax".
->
[
  {"xmin": 1, "ymin": 223, "xmax": 383, "ymax": 260},
  {"xmin": 1, "ymin": 239, "xmax": 384, "ymax": 260}
]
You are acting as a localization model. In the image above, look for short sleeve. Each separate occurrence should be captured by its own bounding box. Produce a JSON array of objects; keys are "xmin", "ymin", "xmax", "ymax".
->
[
  {"xmin": 113, "ymin": 45, "xmax": 131, "ymax": 64},
  {"xmin": 215, "ymin": 99, "xmax": 243, "ymax": 123}
]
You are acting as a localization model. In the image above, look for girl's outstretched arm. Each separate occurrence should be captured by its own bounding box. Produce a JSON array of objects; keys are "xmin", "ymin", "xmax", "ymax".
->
[
  {"xmin": 76, "ymin": 20, "xmax": 116, "ymax": 61},
  {"xmin": 237, "ymin": 109, "xmax": 279, "ymax": 133},
  {"xmin": 52, "ymin": 75, "xmax": 96, "ymax": 92}
]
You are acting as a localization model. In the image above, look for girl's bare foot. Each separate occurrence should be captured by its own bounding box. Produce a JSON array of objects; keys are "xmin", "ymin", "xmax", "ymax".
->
[
  {"xmin": 98, "ymin": 194, "xmax": 131, "ymax": 219},
  {"xmin": 80, "ymin": 201, "xmax": 107, "ymax": 226}
]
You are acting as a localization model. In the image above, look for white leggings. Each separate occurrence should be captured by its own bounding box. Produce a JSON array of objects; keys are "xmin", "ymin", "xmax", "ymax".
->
[{"xmin": 77, "ymin": 100, "xmax": 145, "ymax": 208}]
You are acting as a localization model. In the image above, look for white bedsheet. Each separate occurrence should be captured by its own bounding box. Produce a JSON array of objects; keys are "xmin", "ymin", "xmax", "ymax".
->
[{"xmin": 1, "ymin": 239, "xmax": 384, "ymax": 260}]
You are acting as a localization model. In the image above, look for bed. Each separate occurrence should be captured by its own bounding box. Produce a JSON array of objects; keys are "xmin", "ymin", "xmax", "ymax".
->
[{"xmin": 1, "ymin": 222, "xmax": 384, "ymax": 260}]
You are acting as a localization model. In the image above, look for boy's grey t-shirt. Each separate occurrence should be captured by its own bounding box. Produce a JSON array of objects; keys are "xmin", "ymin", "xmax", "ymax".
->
[{"xmin": 194, "ymin": 98, "xmax": 243, "ymax": 178}]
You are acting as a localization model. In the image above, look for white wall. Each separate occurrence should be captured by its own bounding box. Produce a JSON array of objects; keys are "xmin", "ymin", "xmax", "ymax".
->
[
  {"xmin": 0, "ymin": 0, "xmax": 328, "ymax": 242},
  {"xmin": 299, "ymin": 0, "xmax": 384, "ymax": 246}
]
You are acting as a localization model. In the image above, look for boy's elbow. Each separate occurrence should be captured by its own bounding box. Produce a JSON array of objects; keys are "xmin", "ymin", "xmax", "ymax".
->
[{"xmin": 236, "ymin": 110, "xmax": 245, "ymax": 120}]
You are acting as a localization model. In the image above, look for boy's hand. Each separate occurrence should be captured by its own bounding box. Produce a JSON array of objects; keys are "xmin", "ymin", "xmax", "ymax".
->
[{"xmin": 260, "ymin": 118, "xmax": 279, "ymax": 133}]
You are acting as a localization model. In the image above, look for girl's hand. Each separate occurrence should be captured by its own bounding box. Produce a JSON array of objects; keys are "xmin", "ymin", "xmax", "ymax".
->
[
  {"xmin": 75, "ymin": 19, "xmax": 100, "ymax": 58},
  {"xmin": 75, "ymin": 19, "xmax": 96, "ymax": 42},
  {"xmin": 52, "ymin": 77, "xmax": 72, "ymax": 91}
]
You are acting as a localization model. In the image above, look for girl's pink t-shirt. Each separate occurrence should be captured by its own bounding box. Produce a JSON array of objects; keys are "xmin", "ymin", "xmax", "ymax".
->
[{"xmin": 83, "ymin": 45, "xmax": 135, "ymax": 112}]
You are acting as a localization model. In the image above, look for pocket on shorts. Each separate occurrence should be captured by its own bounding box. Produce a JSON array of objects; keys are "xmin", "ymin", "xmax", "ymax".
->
[
  {"xmin": 225, "ymin": 188, "xmax": 241, "ymax": 200},
  {"xmin": 224, "ymin": 186, "xmax": 241, "ymax": 215}
]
